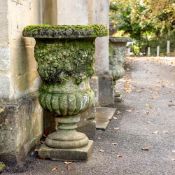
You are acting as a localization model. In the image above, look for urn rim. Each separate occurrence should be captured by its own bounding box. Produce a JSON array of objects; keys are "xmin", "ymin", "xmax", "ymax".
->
[
  {"xmin": 109, "ymin": 36, "xmax": 132, "ymax": 43},
  {"xmin": 23, "ymin": 24, "xmax": 108, "ymax": 39}
]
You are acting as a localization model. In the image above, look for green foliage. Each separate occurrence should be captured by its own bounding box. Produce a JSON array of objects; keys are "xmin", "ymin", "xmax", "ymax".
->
[
  {"xmin": 110, "ymin": 0, "xmax": 175, "ymax": 55},
  {"xmin": 0, "ymin": 162, "xmax": 6, "ymax": 173},
  {"xmin": 131, "ymin": 44, "xmax": 140, "ymax": 56}
]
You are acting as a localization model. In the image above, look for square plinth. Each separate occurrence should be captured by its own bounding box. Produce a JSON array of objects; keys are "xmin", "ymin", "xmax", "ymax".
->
[
  {"xmin": 95, "ymin": 107, "xmax": 116, "ymax": 130},
  {"xmin": 38, "ymin": 140, "xmax": 93, "ymax": 161}
]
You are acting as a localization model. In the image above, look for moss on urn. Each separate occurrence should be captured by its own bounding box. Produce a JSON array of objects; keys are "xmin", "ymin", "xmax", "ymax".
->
[{"xmin": 23, "ymin": 24, "xmax": 108, "ymax": 39}]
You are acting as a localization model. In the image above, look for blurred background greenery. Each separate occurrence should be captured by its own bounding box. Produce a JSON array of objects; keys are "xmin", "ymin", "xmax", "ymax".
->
[{"xmin": 110, "ymin": 0, "xmax": 175, "ymax": 56}]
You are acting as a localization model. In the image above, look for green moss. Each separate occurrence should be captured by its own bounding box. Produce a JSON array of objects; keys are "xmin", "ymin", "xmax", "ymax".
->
[
  {"xmin": 0, "ymin": 162, "xmax": 6, "ymax": 172},
  {"xmin": 23, "ymin": 24, "xmax": 108, "ymax": 38},
  {"xmin": 35, "ymin": 38, "xmax": 95, "ymax": 84}
]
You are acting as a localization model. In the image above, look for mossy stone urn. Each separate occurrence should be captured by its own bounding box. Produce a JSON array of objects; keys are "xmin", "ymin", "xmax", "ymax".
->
[
  {"xmin": 109, "ymin": 37, "xmax": 131, "ymax": 81},
  {"xmin": 23, "ymin": 25, "xmax": 108, "ymax": 160}
]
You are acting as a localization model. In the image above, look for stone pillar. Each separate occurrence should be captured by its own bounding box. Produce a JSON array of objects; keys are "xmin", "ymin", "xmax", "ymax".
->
[
  {"xmin": 89, "ymin": 0, "xmax": 114, "ymax": 107},
  {"xmin": 127, "ymin": 47, "xmax": 131, "ymax": 56},
  {"xmin": 167, "ymin": 40, "xmax": 170, "ymax": 56},
  {"xmin": 42, "ymin": 0, "xmax": 57, "ymax": 25},
  {"xmin": 147, "ymin": 47, "xmax": 151, "ymax": 56},
  {"xmin": 157, "ymin": 46, "xmax": 160, "ymax": 57},
  {"xmin": 57, "ymin": 0, "xmax": 88, "ymax": 25},
  {"xmin": 0, "ymin": 0, "xmax": 43, "ymax": 165}
]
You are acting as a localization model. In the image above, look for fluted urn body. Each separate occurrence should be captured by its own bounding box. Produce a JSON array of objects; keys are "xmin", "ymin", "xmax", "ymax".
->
[{"xmin": 23, "ymin": 25, "xmax": 108, "ymax": 153}]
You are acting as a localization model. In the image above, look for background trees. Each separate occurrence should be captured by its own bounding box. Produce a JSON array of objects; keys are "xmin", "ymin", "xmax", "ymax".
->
[{"xmin": 110, "ymin": 0, "xmax": 175, "ymax": 55}]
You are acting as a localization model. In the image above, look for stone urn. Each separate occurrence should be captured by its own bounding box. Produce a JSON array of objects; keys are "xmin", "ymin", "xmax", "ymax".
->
[
  {"xmin": 23, "ymin": 25, "xmax": 108, "ymax": 160},
  {"xmin": 109, "ymin": 37, "xmax": 131, "ymax": 101}
]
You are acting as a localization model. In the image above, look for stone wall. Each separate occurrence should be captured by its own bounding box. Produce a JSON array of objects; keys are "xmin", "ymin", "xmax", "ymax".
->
[{"xmin": 0, "ymin": 0, "xmax": 43, "ymax": 163}]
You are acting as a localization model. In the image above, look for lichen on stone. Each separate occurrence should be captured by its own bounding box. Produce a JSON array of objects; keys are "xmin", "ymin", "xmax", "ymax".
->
[
  {"xmin": 0, "ymin": 162, "xmax": 6, "ymax": 173},
  {"xmin": 35, "ymin": 38, "xmax": 95, "ymax": 84},
  {"xmin": 23, "ymin": 24, "xmax": 108, "ymax": 39}
]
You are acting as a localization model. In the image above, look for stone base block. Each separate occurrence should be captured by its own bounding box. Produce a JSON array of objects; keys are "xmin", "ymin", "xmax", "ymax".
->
[
  {"xmin": 38, "ymin": 140, "xmax": 93, "ymax": 161},
  {"xmin": 0, "ymin": 94, "xmax": 42, "ymax": 165},
  {"xmin": 95, "ymin": 107, "xmax": 116, "ymax": 130},
  {"xmin": 98, "ymin": 75, "xmax": 114, "ymax": 107}
]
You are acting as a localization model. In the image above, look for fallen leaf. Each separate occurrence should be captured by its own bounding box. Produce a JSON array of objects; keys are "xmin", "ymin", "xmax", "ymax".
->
[
  {"xmin": 112, "ymin": 143, "xmax": 117, "ymax": 146},
  {"xmin": 97, "ymin": 137, "xmax": 101, "ymax": 140},
  {"xmin": 163, "ymin": 131, "xmax": 169, "ymax": 134},
  {"xmin": 116, "ymin": 111, "xmax": 121, "ymax": 115},
  {"xmin": 99, "ymin": 149, "xmax": 105, "ymax": 153},
  {"xmin": 64, "ymin": 161, "xmax": 72, "ymax": 165},
  {"xmin": 141, "ymin": 147, "xmax": 149, "ymax": 151},
  {"xmin": 146, "ymin": 111, "xmax": 150, "ymax": 115},
  {"xmin": 113, "ymin": 117, "xmax": 118, "ymax": 120},
  {"xmin": 172, "ymin": 150, "xmax": 175, "ymax": 153},
  {"xmin": 117, "ymin": 154, "xmax": 123, "ymax": 158},
  {"xmin": 152, "ymin": 131, "xmax": 159, "ymax": 134},
  {"xmin": 172, "ymin": 158, "xmax": 175, "ymax": 161},
  {"xmin": 0, "ymin": 108, "xmax": 4, "ymax": 113},
  {"xmin": 136, "ymin": 89, "xmax": 142, "ymax": 93},
  {"xmin": 168, "ymin": 104, "xmax": 175, "ymax": 107},
  {"xmin": 51, "ymin": 167, "xmax": 58, "ymax": 172},
  {"xmin": 126, "ymin": 109, "xmax": 132, "ymax": 112},
  {"xmin": 114, "ymin": 127, "xmax": 120, "ymax": 130}
]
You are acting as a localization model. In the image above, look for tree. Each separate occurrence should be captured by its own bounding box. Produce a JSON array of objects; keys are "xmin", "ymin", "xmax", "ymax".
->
[{"xmin": 109, "ymin": 0, "xmax": 175, "ymax": 55}]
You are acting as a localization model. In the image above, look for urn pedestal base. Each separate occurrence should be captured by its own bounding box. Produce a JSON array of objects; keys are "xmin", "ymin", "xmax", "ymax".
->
[{"xmin": 38, "ymin": 140, "xmax": 93, "ymax": 161}]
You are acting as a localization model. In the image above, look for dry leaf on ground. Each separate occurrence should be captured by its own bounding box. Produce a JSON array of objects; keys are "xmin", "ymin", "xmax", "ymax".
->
[
  {"xmin": 141, "ymin": 147, "xmax": 149, "ymax": 151},
  {"xmin": 114, "ymin": 127, "xmax": 120, "ymax": 130},
  {"xmin": 117, "ymin": 155, "xmax": 123, "ymax": 158}
]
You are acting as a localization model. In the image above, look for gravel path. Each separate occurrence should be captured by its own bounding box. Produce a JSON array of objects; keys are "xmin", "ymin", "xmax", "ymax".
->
[{"xmin": 2, "ymin": 57, "xmax": 175, "ymax": 175}]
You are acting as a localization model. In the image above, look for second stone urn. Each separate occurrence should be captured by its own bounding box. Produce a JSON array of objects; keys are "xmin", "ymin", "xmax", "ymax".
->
[
  {"xmin": 109, "ymin": 37, "xmax": 131, "ymax": 101},
  {"xmin": 23, "ymin": 25, "xmax": 108, "ymax": 160}
]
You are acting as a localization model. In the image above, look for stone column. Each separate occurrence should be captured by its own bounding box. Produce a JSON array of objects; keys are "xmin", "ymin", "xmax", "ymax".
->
[
  {"xmin": 57, "ymin": 0, "xmax": 88, "ymax": 25},
  {"xmin": 89, "ymin": 0, "xmax": 114, "ymax": 107},
  {"xmin": 42, "ymin": 0, "xmax": 57, "ymax": 25},
  {"xmin": 147, "ymin": 47, "xmax": 151, "ymax": 56},
  {"xmin": 167, "ymin": 40, "xmax": 170, "ymax": 56},
  {"xmin": 157, "ymin": 46, "xmax": 160, "ymax": 57},
  {"xmin": 0, "ymin": 0, "xmax": 43, "ymax": 165}
]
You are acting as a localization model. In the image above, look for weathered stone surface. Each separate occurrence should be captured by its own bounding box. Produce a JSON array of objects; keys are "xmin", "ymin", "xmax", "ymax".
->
[
  {"xmin": 42, "ymin": 0, "xmax": 57, "ymax": 25},
  {"xmin": 98, "ymin": 75, "xmax": 115, "ymax": 107},
  {"xmin": 0, "ymin": 47, "xmax": 10, "ymax": 72},
  {"xmin": 90, "ymin": 76, "xmax": 99, "ymax": 106},
  {"xmin": 57, "ymin": 0, "xmax": 88, "ymax": 25},
  {"xmin": 0, "ymin": 0, "xmax": 8, "ymax": 47},
  {"xmin": 43, "ymin": 107, "xmax": 96, "ymax": 140},
  {"xmin": 95, "ymin": 107, "xmax": 116, "ymax": 130},
  {"xmin": 38, "ymin": 140, "xmax": 93, "ymax": 161},
  {"xmin": 0, "ymin": 94, "xmax": 43, "ymax": 165},
  {"xmin": 78, "ymin": 107, "xmax": 96, "ymax": 140},
  {"xmin": 95, "ymin": 37, "xmax": 109, "ymax": 75},
  {"xmin": 0, "ymin": 75, "xmax": 11, "ymax": 99}
]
